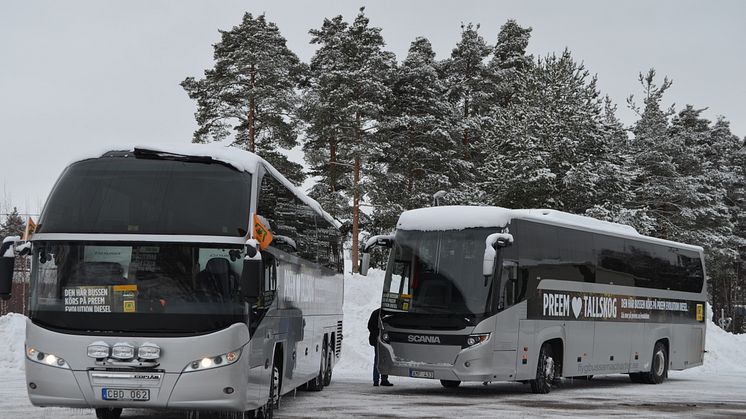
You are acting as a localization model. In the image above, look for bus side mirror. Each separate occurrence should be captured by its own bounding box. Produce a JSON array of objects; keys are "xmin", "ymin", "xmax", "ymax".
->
[
  {"xmin": 360, "ymin": 253, "xmax": 371, "ymax": 276},
  {"xmin": 360, "ymin": 234, "xmax": 394, "ymax": 277},
  {"xmin": 0, "ymin": 236, "xmax": 20, "ymax": 301},
  {"xmin": 240, "ymin": 240, "xmax": 263, "ymax": 302},
  {"xmin": 483, "ymin": 233, "xmax": 513, "ymax": 277}
]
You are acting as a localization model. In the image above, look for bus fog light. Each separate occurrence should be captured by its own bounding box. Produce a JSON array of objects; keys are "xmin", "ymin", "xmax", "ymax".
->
[
  {"xmin": 87, "ymin": 341, "xmax": 110, "ymax": 358},
  {"xmin": 137, "ymin": 342, "xmax": 161, "ymax": 360},
  {"xmin": 112, "ymin": 342, "xmax": 135, "ymax": 359}
]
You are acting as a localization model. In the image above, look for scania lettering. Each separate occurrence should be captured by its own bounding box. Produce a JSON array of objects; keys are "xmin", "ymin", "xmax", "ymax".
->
[
  {"xmin": 0, "ymin": 144, "xmax": 344, "ymax": 418},
  {"xmin": 361, "ymin": 206, "xmax": 706, "ymax": 393}
]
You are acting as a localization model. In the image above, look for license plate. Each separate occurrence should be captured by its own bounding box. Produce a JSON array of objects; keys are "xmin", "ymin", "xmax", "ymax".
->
[
  {"xmin": 410, "ymin": 369, "xmax": 434, "ymax": 379},
  {"xmin": 102, "ymin": 388, "xmax": 150, "ymax": 401}
]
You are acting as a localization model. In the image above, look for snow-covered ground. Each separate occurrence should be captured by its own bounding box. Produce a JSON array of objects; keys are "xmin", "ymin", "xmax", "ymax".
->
[{"xmin": 1, "ymin": 269, "xmax": 746, "ymax": 418}]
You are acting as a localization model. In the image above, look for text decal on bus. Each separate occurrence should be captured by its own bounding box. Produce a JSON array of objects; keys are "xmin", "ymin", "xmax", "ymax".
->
[{"xmin": 528, "ymin": 290, "xmax": 704, "ymax": 324}]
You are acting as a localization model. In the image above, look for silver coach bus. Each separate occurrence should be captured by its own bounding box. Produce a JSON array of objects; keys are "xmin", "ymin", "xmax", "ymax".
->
[
  {"xmin": 0, "ymin": 144, "xmax": 344, "ymax": 418},
  {"xmin": 362, "ymin": 206, "xmax": 706, "ymax": 393}
]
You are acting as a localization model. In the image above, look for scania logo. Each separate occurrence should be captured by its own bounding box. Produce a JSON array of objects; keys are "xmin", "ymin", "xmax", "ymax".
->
[{"xmin": 407, "ymin": 334, "xmax": 441, "ymax": 344}]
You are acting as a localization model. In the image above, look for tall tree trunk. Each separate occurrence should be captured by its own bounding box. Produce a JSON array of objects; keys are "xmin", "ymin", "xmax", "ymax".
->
[
  {"xmin": 351, "ymin": 113, "xmax": 362, "ymax": 273},
  {"xmin": 463, "ymin": 96, "xmax": 470, "ymax": 160},
  {"xmin": 248, "ymin": 65, "xmax": 256, "ymax": 152},
  {"xmin": 329, "ymin": 135, "xmax": 337, "ymax": 193}
]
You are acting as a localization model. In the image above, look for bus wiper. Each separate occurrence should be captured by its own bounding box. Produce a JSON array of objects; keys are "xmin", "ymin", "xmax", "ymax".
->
[{"xmin": 133, "ymin": 147, "xmax": 215, "ymax": 164}]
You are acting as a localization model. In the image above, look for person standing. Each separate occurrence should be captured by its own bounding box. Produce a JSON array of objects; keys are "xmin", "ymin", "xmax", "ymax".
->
[{"xmin": 368, "ymin": 308, "xmax": 393, "ymax": 386}]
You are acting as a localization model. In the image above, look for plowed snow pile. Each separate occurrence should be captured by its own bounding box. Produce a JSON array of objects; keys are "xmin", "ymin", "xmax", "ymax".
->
[
  {"xmin": 0, "ymin": 313, "xmax": 26, "ymax": 371},
  {"xmin": 1, "ymin": 271, "xmax": 745, "ymax": 379}
]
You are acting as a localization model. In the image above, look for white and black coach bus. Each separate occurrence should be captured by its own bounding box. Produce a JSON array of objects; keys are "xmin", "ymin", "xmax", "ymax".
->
[
  {"xmin": 0, "ymin": 144, "xmax": 344, "ymax": 418},
  {"xmin": 362, "ymin": 206, "xmax": 706, "ymax": 393}
]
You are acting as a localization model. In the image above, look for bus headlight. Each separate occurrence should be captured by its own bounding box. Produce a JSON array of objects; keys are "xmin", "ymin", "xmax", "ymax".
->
[
  {"xmin": 26, "ymin": 346, "xmax": 70, "ymax": 369},
  {"xmin": 184, "ymin": 349, "xmax": 242, "ymax": 372},
  {"xmin": 465, "ymin": 333, "xmax": 490, "ymax": 347},
  {"xmin": 137, "ymin": 342, "xmax": 161, "ymax": 360}
]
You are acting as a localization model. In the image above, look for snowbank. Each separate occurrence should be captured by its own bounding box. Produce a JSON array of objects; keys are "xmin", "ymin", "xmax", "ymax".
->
[
  {"xmin": 679, "ymin": 303, "xmax": 746, "ymax": 377},
  {"xmin": 0, "ymin": 313, "xmax": 26, "ymax": 371},
  {"xmin": 334, "ymin": 268, "xmax": 386, "ymax": 379}
]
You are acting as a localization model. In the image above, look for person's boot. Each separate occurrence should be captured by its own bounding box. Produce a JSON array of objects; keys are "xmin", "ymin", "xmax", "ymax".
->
[
  {"xmin": 380, "ymin": 379, "xmax": 393, "ymax": 387},
  {"xmin": 373, "ymin": 381, "xmax": 379, "ymax": 387}
]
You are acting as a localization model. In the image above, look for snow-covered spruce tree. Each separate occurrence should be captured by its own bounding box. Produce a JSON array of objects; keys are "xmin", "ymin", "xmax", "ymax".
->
[
  {"xmin": 441, "ymin": 23, "xmax": 494, "ymax": 204},
  {"xmin": 181, "ymin": 13, "xmax": 307, "ymax": 184},
  {"xmin": 0, "ymin": 207, "xmax": 24, "ymax": 239},
  {"xmin": 481, "ymin": 50, "xmax": 628, "ymax": 213},
  {"xmin": 304, "ymin": 8, "xmax": 396, "ymax": 272},
  {"xmin": 367, "ymin": 37, "xmax": 460, "ymax": 232}
]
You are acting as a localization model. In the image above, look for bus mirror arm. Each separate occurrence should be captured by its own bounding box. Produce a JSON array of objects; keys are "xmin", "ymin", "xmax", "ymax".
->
[
  {"xmin": 360, "ymin": 234, "xmax": 394, "ymax": 277},
  {"xmin": 483, "ymin": 233, "xmax": 514, "ymax": 279},
  {"xmin": 0, "ymin": 236, "xmax": 21, "ymax": 301}
]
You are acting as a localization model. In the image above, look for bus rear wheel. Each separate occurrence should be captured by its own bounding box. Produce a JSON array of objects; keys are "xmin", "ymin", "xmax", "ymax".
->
[
  {"xmin": 440, "ymin": 380, "xmax": 461, "ymax": 388},
  {"xmin": 307, "ymin": 343, "xmax": 327, "ymax": 391},
  {"xmin": 95, "ymin": 408, "xmax": 122, "ymax": 419},
  {"xmin": 323, "ymin": 340, "xmax": 334, "ymax": 386},
  {"xmin": 530, "ymin": 343, "xmax": 556, "ymax": 394},
  {"xmin": 640, "ymin": 341, "xmax": 668, "ymax": 384}
]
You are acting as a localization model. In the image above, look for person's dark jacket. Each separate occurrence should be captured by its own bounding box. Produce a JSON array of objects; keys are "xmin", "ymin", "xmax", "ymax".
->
[{"xmin": 368, "ymin": 308, "xmax": 381, "ymax": 347}]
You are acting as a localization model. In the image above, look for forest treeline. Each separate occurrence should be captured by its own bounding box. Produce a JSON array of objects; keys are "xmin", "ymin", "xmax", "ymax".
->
[{"xmin": 179, "ymin": 8, "xmax": 745, "ymax": 327}]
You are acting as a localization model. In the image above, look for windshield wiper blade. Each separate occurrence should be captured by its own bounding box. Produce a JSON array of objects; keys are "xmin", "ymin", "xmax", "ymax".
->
[{"xmin": 133, "ymin": 148, "xmax": 215, "ymax": 164}]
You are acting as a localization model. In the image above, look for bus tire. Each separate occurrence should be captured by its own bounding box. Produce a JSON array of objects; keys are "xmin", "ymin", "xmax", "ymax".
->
[
  {"xmin": 641, "ymin": 341, "xmax": 668, "ymax": 384},
  {"xmin": 440, "ymin": 380, "xmax": 461, "ymax": 388},
  {"xmin": 95, "ymin": 408, "xmax": 122, "ymax": 419},
  {"xmin": 306, "ymin": 342, "xmax": 327, "ymax": 391},
  {"xmin": 250, "ymin": 360, "xmax": 280, "ymax": 418},
  {"xmin": 628, "ymin": 372, "xmax": 644, "ymax": 383},
  {"xmin": 530, "ymin": 343, "xmax": 556, "ymax": 394},
  {"xmin": 323, "ymin": 339, "xmax": 334, "ymax": 386}
]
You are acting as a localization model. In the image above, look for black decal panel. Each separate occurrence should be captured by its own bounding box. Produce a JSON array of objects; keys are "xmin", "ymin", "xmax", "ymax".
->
[{"xmin": 527, "ymin": 289, "xmax": 704, "ymax": 324}]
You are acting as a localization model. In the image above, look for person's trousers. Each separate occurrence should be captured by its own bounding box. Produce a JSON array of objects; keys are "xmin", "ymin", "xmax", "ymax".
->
[{"xmin": 373, "ymin": 344, "xmax": 388, "ymax": 383}]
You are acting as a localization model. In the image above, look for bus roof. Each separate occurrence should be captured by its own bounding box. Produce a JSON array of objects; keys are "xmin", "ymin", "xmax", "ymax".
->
[
  {"xmin": 76, "ymin": 143, "xmax": 341, "ymax": 229},
  {"xmin": 396, "ymin": 206, "xmax": 703, "ymax": 252}
]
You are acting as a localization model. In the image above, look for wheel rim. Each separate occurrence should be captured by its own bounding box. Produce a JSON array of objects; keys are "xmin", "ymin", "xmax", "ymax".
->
[
  {"xmin": 271, "ymin": 365, "xmax": 280, "ymax": 407},
  {"xmin": 320, "ymin": 347, "xmax": 327, "ymax": 383},
  {"xmin": 654, "ymin": 350, "xmax": 665, "ymax": 377},
  {"xmin": 544, "ymin": 355, "xmax": 555, "ymax": 383}
]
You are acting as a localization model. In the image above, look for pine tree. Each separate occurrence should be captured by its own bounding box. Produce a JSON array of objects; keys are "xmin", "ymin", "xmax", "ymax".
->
[
  {"xmin": 488, "ymin": 19, "xmax": 533, "ymax": 107},
  {"xmin": 301, "ymin": 15, "xmax": 353, "ymax": 219},
  {"xmin": 367, "ymin": 37, "xmax": 460, "ymax": 231},
  {"xmin": 0, "ymin": 207, "xmax": 24, "ymax": 239},
  {"xmin": 181, "ymin": 13, "xmax": 306, "ymax": 184},
  {"xmin": 440, "ymin": 23, "xmax": 494, "ymax": 204},
  {"xmin": 481, "ymin": 50, "xmax": 626, "ymax": 213},
  {"xmin": 304, "ymin": 8, "xmax": 395, "ymax": 272}
]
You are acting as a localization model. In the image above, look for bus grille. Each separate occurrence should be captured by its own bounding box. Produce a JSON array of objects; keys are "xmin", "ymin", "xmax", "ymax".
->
[{"xmin": 336, "ymin": 321, "xmax": 343, "ymax": 358}]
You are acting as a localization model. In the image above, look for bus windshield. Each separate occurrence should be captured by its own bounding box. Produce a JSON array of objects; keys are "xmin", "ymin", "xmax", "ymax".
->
[
  {"xmin": 381, "ymin": 228, "xmax": 498, "ymax": 317},
  {"xmin": 37, "ymin": 156, "xmax": 252, "ymax": 237},
  {"xmin": 29, "ymin": 241, "xmax": 249, "ymax": 335}
]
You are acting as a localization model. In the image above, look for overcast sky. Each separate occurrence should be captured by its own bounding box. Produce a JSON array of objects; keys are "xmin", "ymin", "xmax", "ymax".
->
[{"xmin": 1, "ymin": 0, "xmax": 744, "ymax": 216}]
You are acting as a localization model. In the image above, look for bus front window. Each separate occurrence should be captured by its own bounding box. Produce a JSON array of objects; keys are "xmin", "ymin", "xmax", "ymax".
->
[
  {"xmin": 30, "ymin": 242, "xmax": 248, "ymax": 335},
  {"xmin": 381, "ymin": 228, "xmax": 500, "ymax": 317}
]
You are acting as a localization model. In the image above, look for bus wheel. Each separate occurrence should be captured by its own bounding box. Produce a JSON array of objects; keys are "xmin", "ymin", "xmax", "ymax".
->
[
  {"xmin": 323, "ymin": 341, "xmax": 334, "ymax": 386},
  {"xmin": 95, "ymin": 408, "xmax": 122, "ymax": 419},
  {"xmin": 307, "ymin": 343, "xmax": 327, "ymax": 391},
  {"xmin": 641, "ymin": 341, "xmax": 668, "ymax": 384},
  {"xmin": 530, "ymin": 343, "xmax": 556, "ymax": 394},
  {"xmin": 440, "ymin": 380, "xmax": 461, "ymax": 388}
]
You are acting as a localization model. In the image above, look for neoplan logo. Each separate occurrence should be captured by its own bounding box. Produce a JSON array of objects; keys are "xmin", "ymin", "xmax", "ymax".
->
[{"xmin": 408, "ymin": 334, "xmax": 441, "ymax": 344}]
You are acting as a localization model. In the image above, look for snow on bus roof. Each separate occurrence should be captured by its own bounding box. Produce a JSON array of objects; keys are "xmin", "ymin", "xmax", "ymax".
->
[
  {"xmin": 396, "ymin": 206, "xmax": 703, "ymax": 252},
  {"xmin": 74, "ymin": 143, "xmax": 341, "ymax": 229}
]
